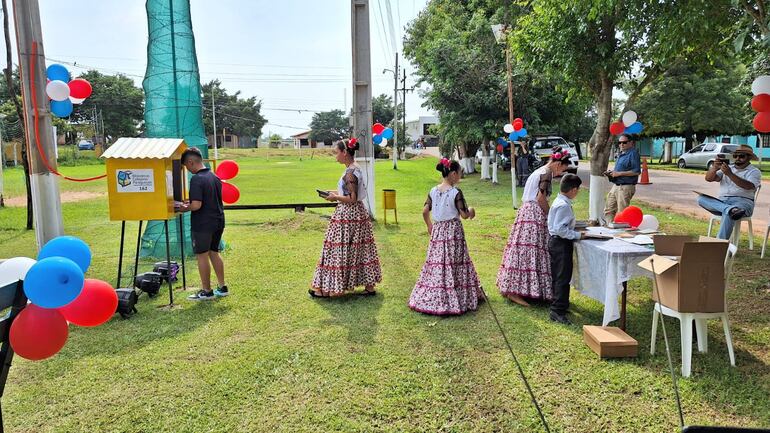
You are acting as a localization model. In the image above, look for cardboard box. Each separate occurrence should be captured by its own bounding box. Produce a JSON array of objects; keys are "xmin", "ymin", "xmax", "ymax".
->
[
  {"xmin": 583, "ymin": 326, "xmax": 638, "ymax": 358},
  {"xmin": 639, "ymin": 236, "xmax": 728, "ymax": 313}
]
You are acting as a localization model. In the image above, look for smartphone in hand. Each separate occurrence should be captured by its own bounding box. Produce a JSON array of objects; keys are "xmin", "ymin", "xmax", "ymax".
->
[{"xmin": 317, "ymin": 189, "xmax": 330, "ymax": 198}]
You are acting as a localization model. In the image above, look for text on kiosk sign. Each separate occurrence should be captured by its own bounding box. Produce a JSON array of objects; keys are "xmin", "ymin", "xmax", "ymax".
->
[{"xmin": 116, "ymin": 169, "xmax": 155, "ymax": 193}]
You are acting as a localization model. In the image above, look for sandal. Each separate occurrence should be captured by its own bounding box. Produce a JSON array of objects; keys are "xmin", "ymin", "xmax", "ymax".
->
[
  {"xmin": 728, "ymin": 207, "xmax": 746, "ymax": 220},
  {"xmin": 308, "ymin": 289, "xmax": 329, "ymax": 298}
]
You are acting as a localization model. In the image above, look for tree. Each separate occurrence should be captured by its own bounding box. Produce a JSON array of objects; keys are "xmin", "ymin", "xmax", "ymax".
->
[
  {"xmin": 511, "ymin": 0, "xmax": 738, "ymax": 220},
  {"xmin": 372, "ymin": 94, "xmax": 395, "ymax": 125},
  {"xmin": 201, "ymin": 80, "xmax": 267, "ymax": 138},
  {"xmin": 635, "ymin": 60, "xmax": 752, "ymax": 151},
  {"xmin": 309, "ymin": 109, "xmax": 350, "ymax": 144},
  {"xmin": 68, "ymin": 71, "xmax": 144, "ymax": 140}
]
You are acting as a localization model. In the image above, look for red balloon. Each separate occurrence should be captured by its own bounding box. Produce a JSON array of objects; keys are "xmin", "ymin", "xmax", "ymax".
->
[
  {"xmin": 215, "ymin": 160, "xmax": 239, "ymax": 180},
  {"xmin": 10, "ymin": 304, "xmax": 68, "ymax": 361},
  {"xmin": 221, "ymin": 181, "xmax": 240, "ymax": 204},
  {"xmin": 496, "ymin": 144, "xmax": 504, "ymax": 153},
  {"xmin": 372, "ymin": 123, "xmax": 385, "ymax": 134},
  {"xmin": 58, "ymin": 279, "xmax": 118, "ymax": 327},
  {"xmin": 619, "ymin": 205, "xmax": 643, "ymax": 227},
  {"xmin": 609, "ymin": 121, "xmax": 625, "ymax": 135},
  {"xmin": 68, "ymin": 78, "xmax": 92, "ymax": 99},
  {"xmin": 754, "ymin": 112, "xmax": 770, "ymax": 133},
  {"xmin": 513, "ymin": 119, "xmax": 524, "ymax": 131},
  {"xmin": 751, "ymin": 94, "xmax": 770, "ymax": 112},
  {"xmin": 614, "ymin": 210, "xmax": 629, "ymax": 224}
]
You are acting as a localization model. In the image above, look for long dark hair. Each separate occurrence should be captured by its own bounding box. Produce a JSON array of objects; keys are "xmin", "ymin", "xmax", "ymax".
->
[
  {"xmin": 436, "ymin": 158, "xmax": 462, "ymax": 178},
  {"xmin": 336, "ymin": 139, "xmax": 360, "ymax": 157}
]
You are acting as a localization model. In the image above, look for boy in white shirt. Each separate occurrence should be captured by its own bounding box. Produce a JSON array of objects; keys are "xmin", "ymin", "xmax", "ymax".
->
[{"xmin": 547, "ymin": 174, "xmax": 583, "ymax": 325}]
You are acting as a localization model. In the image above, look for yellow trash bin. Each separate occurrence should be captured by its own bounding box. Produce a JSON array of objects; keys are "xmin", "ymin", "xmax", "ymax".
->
[{"xmin": 382, "ymin": 189, "xmax": 397, "ymax": 224}]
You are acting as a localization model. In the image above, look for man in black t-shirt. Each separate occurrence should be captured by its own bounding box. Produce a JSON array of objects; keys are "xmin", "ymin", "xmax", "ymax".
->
[{"xmin": 179, "ymin": 147, "xmax": 228, "ymax": 301}]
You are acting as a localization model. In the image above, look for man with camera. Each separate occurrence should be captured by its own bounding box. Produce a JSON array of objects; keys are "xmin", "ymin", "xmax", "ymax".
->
[
  {"xmin": 603, "ymin": 135, "xmax": 641, "ymax": 224},
  {"xmin": 697, "ymin": 145, "xmax": 762, "ymax": 240}
]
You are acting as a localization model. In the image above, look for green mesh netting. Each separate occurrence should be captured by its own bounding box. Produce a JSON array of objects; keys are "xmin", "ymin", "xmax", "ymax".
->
[{"xmin": 140, "ymin": 0, "xmax": 208, "ymax": 259}]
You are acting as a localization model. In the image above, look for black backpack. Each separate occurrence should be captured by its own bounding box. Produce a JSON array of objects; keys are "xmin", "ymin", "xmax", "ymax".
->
[{"xmin": 115, "ymin": 288, "xmax": 138, "ymax": 318}]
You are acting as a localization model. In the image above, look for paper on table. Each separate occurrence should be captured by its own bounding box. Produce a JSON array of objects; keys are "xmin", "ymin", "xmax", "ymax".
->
[
  {"xmin": 618, "ymin": 235, "xmax": 654, "ymax": 245},
  {"xmin": 586, "ymin": 227, "xmax": 622, "ymax": 236},
  {"xmin": 637, "ymin": 229, "xmax": 659, "ymax": 235}
]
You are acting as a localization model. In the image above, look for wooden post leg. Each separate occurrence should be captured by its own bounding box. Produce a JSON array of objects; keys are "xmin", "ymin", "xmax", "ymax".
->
[{"xmin": 621, "ymin": 281, "xmax": 628, "ymax": 332}]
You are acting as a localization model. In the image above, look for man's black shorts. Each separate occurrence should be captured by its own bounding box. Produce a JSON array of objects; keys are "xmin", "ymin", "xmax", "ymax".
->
[{"xmin": 192, "ymin": 225, "xmax": 224, "ymax": 254}]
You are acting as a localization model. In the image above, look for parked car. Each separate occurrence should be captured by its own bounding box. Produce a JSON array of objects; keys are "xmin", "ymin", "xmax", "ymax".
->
[
  {"xmin": 677, "ymin": 143, "xmax": 737, "ymax": 169},
  {"xmin": 531, "ymin": 136, "xmax": 579, "ymax": 174},
  {"xmin": 78, "ymin": 140, "xmax": 95, "ymax": 151}
]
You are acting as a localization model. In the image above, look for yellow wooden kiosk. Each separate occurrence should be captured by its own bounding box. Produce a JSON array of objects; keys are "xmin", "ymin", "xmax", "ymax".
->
[{"xmin": 102, "ymin": 138, "xmax": 189, "ymax": 305}]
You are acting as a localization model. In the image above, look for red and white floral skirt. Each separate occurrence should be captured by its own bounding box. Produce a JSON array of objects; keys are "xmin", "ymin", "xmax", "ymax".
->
[
  {"xmin": 496, "ymin": 201, "xmax": 553, "ymax": 301},
  {"xmin": 408, "ymin": 219, "xmax": 482, "ymax": 316},
  {"xmin": 312, "ymin": 201, "xmax": 382, "ymax": 295}
]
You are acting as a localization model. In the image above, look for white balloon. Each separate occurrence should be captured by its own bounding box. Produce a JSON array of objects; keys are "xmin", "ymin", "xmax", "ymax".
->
[
  {"xmin": 751, "ymin": 75, "xmax": 770, "ymax": 96},
  {"xmin": 0, "ymin": 257, "xmax": 37, "ymax": 286},
  {"xmin": 46, "ymin": 80, "xmax": 70, "ymax": 101},
  {"xmin": 503, "ymin": 124, "xmax": 514, "ymax": 133},
  {"xmin": 69, "ymin": 96, "xmax": 86, "ymax": 105},
  {"xmin": 638, "ymin": 214, "xmax": 659, "ymax": 231},
  {"xmin": 622, "ymin": 111, "xmax": 638, "ymax": 127},
  {"xmin": 381, "ymin": 138, "xmax": 388, "ymax": 147}
]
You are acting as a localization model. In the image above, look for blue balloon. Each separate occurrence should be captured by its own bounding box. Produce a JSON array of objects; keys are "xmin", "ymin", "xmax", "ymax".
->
[
  {"xmin": 625, "ymin": 122, "xmax": 643, "ymax": 134},
  {"xmin": 38, "ymin": 236, "xmax": 92, "ymax": 273},
  {"xmin": 24, "ymin": 257, "xmax": 84, "ymax": 308},
  {"xmin": 51, "ymin": 99, "xmax": 73, "ymax": 118},
  {"xmin": 519, "ymin": 128, "xmax": 528, "ymax": 137},
  {"xmin": 46, "ymin": 64, "xmax": 70, "ymax": 83},
  {"xmin": 373, "ymin": 134, "xmax": 383, "ymax": 144},
  {"xmin": 496, "ymin": 137, "xmax": 507, "ymax": 146},
  {"xmin": 381, "ymin": 128, "xmax": 394, "ymax": 140},
  {"xmin": 509, "ymin": 131, "xmax": 519, "ymax": 141}
]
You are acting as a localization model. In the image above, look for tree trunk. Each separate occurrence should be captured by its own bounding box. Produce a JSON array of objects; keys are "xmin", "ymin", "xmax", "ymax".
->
[
  {"xmin": 480, "ymin": 140, "xmax": 490, "ymax": 179},
  {"xmin": 2, "ymin": 0, "xmax": 33, "ymax": 229},
  {"xmin": 588, "ymin": 74, "xmax": 614, "ymax": 222}
]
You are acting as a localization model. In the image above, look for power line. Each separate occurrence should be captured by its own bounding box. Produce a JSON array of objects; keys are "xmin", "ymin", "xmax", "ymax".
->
[{"xmin": 384, "ymin": 0, "xmax": 399, "ymax": 54}]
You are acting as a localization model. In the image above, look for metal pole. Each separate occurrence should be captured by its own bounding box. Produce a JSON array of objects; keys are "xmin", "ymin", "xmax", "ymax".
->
[
  {"xmin": 133, "ymin": 220, "xmax": 143, "ymax": 283},
  {"xmin": 117, "ymin": 221, "xmax": 126, "ymax": 288},
  {"xmin": 392, "ymin": 52, "xmax": 398, "ymax": 169},
  {"xmin": 211, "ymin": 86, "xmax": 218, "ymax": 160},
  {"xmin": 0, "ymin": 126, "xmax": 4, "ymax": 207},
  {"xmin": 12, "ymin": 0, "xmax": 64, "ymax": 248},
  {"xmin": 164, "ymin": 219, "xmax": 174, "ymax": 306},
  {"xmin": 402, "ymin": 70, "xmax": 407, "ymax": 151},
  {"xmin": 178, "ymin": 213, "xmax": 187, "ymax": 290},
  {"xmin": 506, "ymin": 46, "xmax": 518, "ymax": 209},
  {"xmin": 351, "ymin": 0, "xmax": 375, "ymax": 217}
]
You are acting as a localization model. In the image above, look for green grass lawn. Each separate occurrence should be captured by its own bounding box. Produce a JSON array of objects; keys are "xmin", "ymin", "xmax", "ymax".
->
[{"xmin": 0, "ymin": 149, "xmax": 768, "ymax": 432}]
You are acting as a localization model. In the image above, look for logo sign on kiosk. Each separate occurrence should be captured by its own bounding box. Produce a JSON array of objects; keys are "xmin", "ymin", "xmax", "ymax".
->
[{"xmin": 101, "ymin": 138, "xmax": 188, "ymax": 221}]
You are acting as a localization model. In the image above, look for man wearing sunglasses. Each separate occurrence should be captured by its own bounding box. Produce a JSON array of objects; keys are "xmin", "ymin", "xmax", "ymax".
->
[
  {"xmin": 698, "ymin": 144, "xmax": 762, "ymax": 240},
  {"xmin": 603, "ymin": 135, "xmax": 641, "ymax": 224}
]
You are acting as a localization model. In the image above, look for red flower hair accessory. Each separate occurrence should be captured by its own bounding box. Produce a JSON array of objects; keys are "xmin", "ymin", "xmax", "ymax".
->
[
  {"xmin": 553, "ymin": 152, "xmax": 564, "ymax": 160},
  {"xmin": 347, "ymin": 138, "xmax": 357, "ymax": 149},
  {"xmin": 440, "ymin": 158, "xmax": 450, "ymax": 168}
]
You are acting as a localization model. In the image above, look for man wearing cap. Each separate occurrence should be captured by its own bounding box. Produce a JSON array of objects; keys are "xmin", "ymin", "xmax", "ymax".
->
[{"xmin": 698, "ymin": 145, "xmax": 762, "ymax": 240}]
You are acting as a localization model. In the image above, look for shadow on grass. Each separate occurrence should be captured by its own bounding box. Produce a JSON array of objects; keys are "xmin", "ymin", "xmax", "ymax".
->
[
  {"xmin": 61, "ymin": 296, "xmax": 231, "ymax": 361},
  {"xmin": 316, "ymin": 293, "xmax": 384, "ymax": 346}
]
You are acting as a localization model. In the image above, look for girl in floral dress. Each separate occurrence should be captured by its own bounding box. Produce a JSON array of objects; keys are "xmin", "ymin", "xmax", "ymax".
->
[
  {"xmin": 310, "ymin": 140, "xmax": 381, "ymax": 297},
  {"xmin": 408, "ymin": 158, "xmax": 483, "ymax": 315},
  {"xmin": 497, "ymin": 149, "xmax": 571, "ymax": 306}
]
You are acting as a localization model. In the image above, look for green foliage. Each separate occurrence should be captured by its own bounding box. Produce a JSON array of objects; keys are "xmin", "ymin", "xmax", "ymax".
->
[
  {"xmin": 635, "ymin": 60, "xmax": 752, "ymax": 140},
  {"xmin": 309, "ymin": 109, "xmax": 350, "ymax": 144},
  {"xmin": 202, "ymin": 80, "xmax": 267, "ymax": 138},
  {"xmin": 372, "ymin": 94, "xmax": 396, "ymax": 125},
  {"xmin": 268, "ymin": 133, "xmax": 283, "ymax": 143},
  {"xmin": 70, "ymin": 70, "xmax": 144, "ymax": 139}
]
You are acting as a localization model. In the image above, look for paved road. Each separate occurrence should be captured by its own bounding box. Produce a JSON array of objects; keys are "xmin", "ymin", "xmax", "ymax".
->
[{"xmin": 577, "ymin": 165, "xmax": 769, "ymax": 236}]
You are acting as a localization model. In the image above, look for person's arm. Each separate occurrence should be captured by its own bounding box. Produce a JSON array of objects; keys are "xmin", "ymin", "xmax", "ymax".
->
[
  {"xmin": 188, "ymin": 200, "xmax": 202, "ymax": 211},
  {"xmin": 423, "ymin": 194, "xmax": 433, "ymax": 234},
  {"xmin": 721, "ymin": 164, "xmax": 758, "ymax": 191},
  {"xmin": 551, "ymin": 205, "xmax": 581, "ymax": 240},
  {"xmin": 536, "ymin": 174, "xmax": 550, "ymax": 213},
  {"xmin": 328, "ymin": 172, "xmax": 358, "ymax": 203},
  {"xmin": 454, "ymin": 189, "xmax": 474, "ymax": 220},
  {"xmin": 705, "ymin": 161, "xmax": 721, "ymax": 182},
  {"xmin": 183, "ymin": 176, "xmax": 204, "ymax": 212}
]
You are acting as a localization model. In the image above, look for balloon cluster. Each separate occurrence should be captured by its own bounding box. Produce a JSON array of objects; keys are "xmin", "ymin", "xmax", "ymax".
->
[
  {"xmin": 609, "ymin": 111, "xmax": 643, "ymax": 136},
  {"xmin": 495, "ymin": 137, "xmax": 507, "ymax": 153},
  {"xmin": 0, "ymin": 236, "xmax": 117, "ymax": 361},
  {"xmin": 751, "ymin": 75, "xmax": 770, "ymax": 133},
  {"xmin": 216, "ymin": 160, "xmax": 240, "ymax": 204},
  {"xmin": 45, "ymin": 64, "xmax": 93, "ymax": 118},
  {"xmin": 372, "ymin": 123, "xmax": 394, "ymax": 146},
  {"xmin": 612, "ymin": 205, "xmax": 659, "ymax": 230},
  {"xmin": 503, "ymin": 118, "xmax": 528, "ymax": 141}
]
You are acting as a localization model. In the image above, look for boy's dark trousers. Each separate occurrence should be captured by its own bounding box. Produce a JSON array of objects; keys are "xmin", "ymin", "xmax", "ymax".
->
[{"xmin": 549, "ymin": 235, "xmax": 574, "ymax": 316}]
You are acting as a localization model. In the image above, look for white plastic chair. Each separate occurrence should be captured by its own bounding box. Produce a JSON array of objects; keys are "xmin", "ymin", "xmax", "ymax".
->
[
  {"xmin": 650, "ymin": 241, "xmax": 737, "ymax": 378},
  {"xmin": 706, "ymin": 185, "xmax": 761, "ymax": 250}
]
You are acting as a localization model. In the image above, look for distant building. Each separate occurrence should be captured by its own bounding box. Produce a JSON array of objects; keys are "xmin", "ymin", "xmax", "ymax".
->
[
  {"xmin": 290, "ymin": 130, "xmax": 323, "ymax": 148},
  {"xmin": 405, "ymin": 115, "xmax": 439, "ymax": 146}
]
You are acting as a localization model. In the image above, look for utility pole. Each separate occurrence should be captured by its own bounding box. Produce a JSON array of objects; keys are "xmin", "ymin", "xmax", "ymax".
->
[
  {"xmin": 401, "ymin": 69, "xmax": 409, "ymax": 150},
  {"xmin": 392, "ymin": 52, "xmax": 398, "ymax": 169},
  {"xmin": 351, "ymin": 0, "xmax": 375, "ymax": 217},
  {"xmin": 211, "ymin": 86, "xmax": 218, "ymax": 157},
  {"xmin": 12, "ymin": 0, "xmax": 63, "ymax": 247}
]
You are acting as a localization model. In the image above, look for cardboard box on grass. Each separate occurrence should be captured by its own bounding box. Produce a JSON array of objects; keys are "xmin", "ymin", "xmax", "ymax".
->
[
  {"xmin": 638, "ymin": 235, "xmax": 728, "ymax": 313},
  {"xmin": 583, "ymin": 325, "xmax": 638, "ymax": 358}
]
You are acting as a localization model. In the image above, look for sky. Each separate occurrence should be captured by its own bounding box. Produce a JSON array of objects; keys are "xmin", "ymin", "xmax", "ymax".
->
[{"xmin": 8, "ymin": 0, "xmax": 434, "ymax": 138}]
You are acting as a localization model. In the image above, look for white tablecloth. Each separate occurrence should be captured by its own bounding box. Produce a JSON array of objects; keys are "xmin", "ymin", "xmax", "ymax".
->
[{"xmin": 573, "ymin": 238, "xmax": 654, "ymax": 326}]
